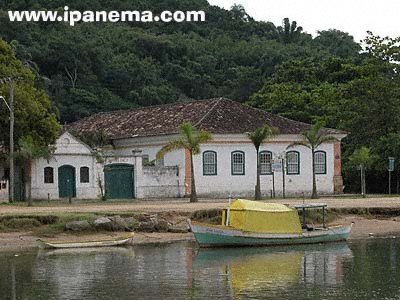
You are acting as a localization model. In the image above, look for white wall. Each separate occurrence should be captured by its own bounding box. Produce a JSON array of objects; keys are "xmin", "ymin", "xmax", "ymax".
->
[
  {"xmin": 113, "ymin": 135, "xmax": 186, "ymax": 195},
  {"xmin": 193, "ymin": 142, "xmax": 335, "ymax": 198},
  {"xmin": 30, "ymin": 132, "xmax": 98, "ymax": 200},
  {"xmin": 27, "ymin": 131, "xmax": 341, "ymax": 200},
  {"xmin": 141, "ymin": 166, "xmax": 184, "ymax": 198},
  {"xmin": 116, "ymin": 133, "xmax": 341, "ymax": 199}
]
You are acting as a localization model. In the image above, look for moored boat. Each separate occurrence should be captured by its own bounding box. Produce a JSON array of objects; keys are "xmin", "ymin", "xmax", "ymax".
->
[
  {"xmin": 189, "ymin": 199, "xmax": 352, "ymax": 247},
  {"xmin": 38, "ymin": 233, "xmax": 134, "ymax": 249}
]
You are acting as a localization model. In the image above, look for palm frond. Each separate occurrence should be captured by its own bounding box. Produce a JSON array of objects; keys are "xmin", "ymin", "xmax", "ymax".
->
[
  {"xmin": 315, "ymin": 135, "xmax": 338, "ymax": 148},
  {"xmin": 248, "ymin": 125, "xmax": 277, "ymax": 149},
  {"xmin": 157, "ymin": 122, "xmax": 213, "ymax": 158},
  {"xmin": 156, "ymin": 139, "xmax": 187, "ymax": 160},
  {"xmin": 180, "ymin": 122, "xmax": 195, "ymax": 145},
  {"xmin": 287, "ymin": 141, "xmax": 311, "ymax": 149},
  {"xmin": 197, "ymin": 130, "xmax": 213, "ymax": 144}
]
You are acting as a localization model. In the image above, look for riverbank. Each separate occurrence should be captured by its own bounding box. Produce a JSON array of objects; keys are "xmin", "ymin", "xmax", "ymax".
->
[
  {"xmin": 2, "ymin": 215, "xmax": 400, "ymax": 251},
  {"xmin": 2, "ymin": 197, "xmax": 400, "ymax": 251}
]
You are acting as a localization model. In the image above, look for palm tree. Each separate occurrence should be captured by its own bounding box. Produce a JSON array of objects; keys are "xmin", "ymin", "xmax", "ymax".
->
[
  {"xmin": 156, "ymin": 122, "xmax": 212, "ymax": 203},
  {"xmin": 16, "ymin": 136, "xmax": 53, "ymax": 206},
  {"xmin": 288, "ymin": 121, "xmax": 337, "ymax": 199},
  {"xmin": 248, "ymin": 125, "xmax": 277, "ymax": 200},
  {"xmin": 277, "ymin": 18, "xmax": 303, "ymax": 43}
]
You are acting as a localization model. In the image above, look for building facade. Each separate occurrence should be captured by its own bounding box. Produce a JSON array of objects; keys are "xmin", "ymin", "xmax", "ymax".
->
[{"xmin": 0, "ymin": 98, "xmax": 346, "ymax": 201}]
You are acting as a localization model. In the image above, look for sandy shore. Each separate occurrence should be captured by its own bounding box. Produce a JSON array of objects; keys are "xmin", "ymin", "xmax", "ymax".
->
[{"xmin": 1, "ymin": 216, "xmax": 400, "ymax": 251}]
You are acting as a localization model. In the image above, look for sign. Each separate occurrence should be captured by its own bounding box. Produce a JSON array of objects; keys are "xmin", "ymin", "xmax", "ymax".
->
[
  {"xmin": 272, "ymin": 162, "xmax": 282, "ymax": 173},
  {"xmin": 389, "ymin": 157, "xmax": 395, "ymax": 172}
]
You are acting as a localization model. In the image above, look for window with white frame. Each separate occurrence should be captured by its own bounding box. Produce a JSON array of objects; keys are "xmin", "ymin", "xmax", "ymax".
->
[
  {"xmin": 314, "ymin": 151, "xmax": 326, "ymax": 174},
  {"xmin": 286, "ymin": 151, "xmax": 300, "ymax": 175},
  {"xmin": 259, "ymin": 151, "xmax": 273, "ymax": 174},
  {"xmin": 203, "ymin": 151, "xmax": 217, "ymax": 175},
  {"xmin": 231, "ymin": 151, "xmax": 245, "ymax": 175}
]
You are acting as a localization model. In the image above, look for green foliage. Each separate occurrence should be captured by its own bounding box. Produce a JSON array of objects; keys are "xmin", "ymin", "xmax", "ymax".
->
[
  {"xmin": 157, "ymin": 122, "xmax": 212, "ymax": 159},
  {"xmin": 289, "ymin": 121, "xmax": 338, "ymax": 151},
  {"xmin": 157, "ymin": 122, "xmax": 212, "ymax": 202},
  {"xmin": 0, "ymin": 1, "xmax": 397, "ymax": 194},
  {"xmin": 248, "ymin": 125, "xmax": 277, "ymax": 151},
  {"xmin": 348, "ymin": 147, "xmax": 375, "ymax": 169},
  {"xmin": 288, "ymin": 121, "xmax": 338, "ymax": 198},
  {"xmin": 248, "ymin": 124, "xmax": 277, "ymax": 199},
  {"xmin": 16, "ymin": 135, "xmax": 53, "ymax": 162},
  {"xmin": 0, "ymin": 39, "xmax": 60, "ymax": 148},
  {"xmin": 0, "ymin": 1, "xmax": 362, "ymax": 122}
]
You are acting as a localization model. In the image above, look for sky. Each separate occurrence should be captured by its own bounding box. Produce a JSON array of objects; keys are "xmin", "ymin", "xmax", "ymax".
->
[{"xmin": 208, "ymin": 0, "xmax": 400, "ymax": 42}]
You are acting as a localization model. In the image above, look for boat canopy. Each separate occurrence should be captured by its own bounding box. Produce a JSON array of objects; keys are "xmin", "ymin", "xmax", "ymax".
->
[{"xmin": 222, "ymin": 199, "xmax": 302, "ymax": 234}]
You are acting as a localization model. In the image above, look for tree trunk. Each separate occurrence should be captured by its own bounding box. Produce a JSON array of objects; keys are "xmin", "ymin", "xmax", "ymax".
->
[
  {"xmin": 189, "ymin": 150, "xmax": 197, "ymax": 203},
  {"xmin": 360, "ymin": 165, "xmax": 366, "ymax": 198},
  {"xmin": 26, "ymin": 160, "xmax": 32, "ymax": 206},
  {"xmin": 363, "ymin": 167, "xmax": 367, "ymax": 197},
  {"xmin": 255, "ymin": 148, "xmax": 261, "ymax": 200},
  {"xmin": 311, "ymin": 148, "xmax": 318, "ymax": 199}
]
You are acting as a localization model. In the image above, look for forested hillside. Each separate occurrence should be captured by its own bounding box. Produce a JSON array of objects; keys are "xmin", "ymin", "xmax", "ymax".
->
[
  {"xmin": 1, "ymin": 0, "xmax": 400, "ymax": 193},
  {"xmin": 0, "ymin": 0, "xmax": 361, "ymax": 122}
]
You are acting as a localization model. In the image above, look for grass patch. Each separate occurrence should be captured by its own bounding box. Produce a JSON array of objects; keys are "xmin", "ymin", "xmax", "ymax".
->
[
  {"xmin": 0, "ymin": 218, "xmax": 41, "ymax": 231},
  {"xmin": 298, "ymin": 209, "xmax": 340, "ymax": 225},
  {"xmin": 191, "ymin": 209, "xmax": 222, "ymax": 224}
]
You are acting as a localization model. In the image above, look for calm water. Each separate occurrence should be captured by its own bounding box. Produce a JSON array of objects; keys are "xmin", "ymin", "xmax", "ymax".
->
[{"xmin": 1, "ymin": 238, "xmax": 400, "ymax": 299}]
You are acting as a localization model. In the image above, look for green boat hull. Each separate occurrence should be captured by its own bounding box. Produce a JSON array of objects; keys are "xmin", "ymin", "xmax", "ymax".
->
[{"xmin": 190, "ymin": 222, "xmax": 352, "ymax": 248}]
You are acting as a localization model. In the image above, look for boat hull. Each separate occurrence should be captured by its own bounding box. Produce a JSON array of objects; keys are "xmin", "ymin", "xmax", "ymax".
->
[
  {"xmin": 190, "ymin": 222, "xmax": 352, "ymax": 247},
  {"xmin": 38, "ymin": 234, "xmax": 134, "ymax": 249}
]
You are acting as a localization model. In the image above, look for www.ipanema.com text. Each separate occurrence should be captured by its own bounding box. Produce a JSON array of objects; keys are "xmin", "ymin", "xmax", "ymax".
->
[{"xmin": 8, "ymin": 7, "xmax": 206, "ymax": 26}]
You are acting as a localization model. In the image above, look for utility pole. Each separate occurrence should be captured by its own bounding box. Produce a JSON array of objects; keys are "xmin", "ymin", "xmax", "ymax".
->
[
  {"xmin": 0, "ymin": 77, "xmax": 15, "ymax": 203},
  {"xmin": 9, "ymin": 81, "xmax": 14, "ymax": 203}
]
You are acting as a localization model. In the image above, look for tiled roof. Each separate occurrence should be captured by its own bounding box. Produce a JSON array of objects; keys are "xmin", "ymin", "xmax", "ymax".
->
[{"xmin": 69, "ymin": 98, "xmax": 343, "ymax": 139}]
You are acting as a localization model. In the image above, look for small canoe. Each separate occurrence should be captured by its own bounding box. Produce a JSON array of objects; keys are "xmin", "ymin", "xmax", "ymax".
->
[
  {"xmin": 189, "ymin": 221, "xmax": 352, "ymax": 247},
  {"xmin": 38, "ymin": 233, "xmax": 134, "ymax": 249}
]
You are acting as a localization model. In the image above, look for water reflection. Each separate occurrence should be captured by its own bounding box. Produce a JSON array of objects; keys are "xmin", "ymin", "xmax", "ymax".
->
[
  {"xmin": 1, "ymin": 239, "xmax": 400, "ymax": 299},
  {"xmin": 193, "ymin": 243, "xmax": 353, "ymax": 298}
]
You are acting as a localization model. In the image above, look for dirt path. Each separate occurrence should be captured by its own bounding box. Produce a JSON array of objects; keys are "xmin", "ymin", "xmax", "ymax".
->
[{"xmin": 1, "ymin": 197, "xmax": 400, "ymax": 215}]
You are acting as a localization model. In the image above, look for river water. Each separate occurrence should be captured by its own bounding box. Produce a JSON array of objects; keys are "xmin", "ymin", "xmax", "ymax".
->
[{"xmin": 0, "ymin": 238, "xmax": 400, "ymax": 299}]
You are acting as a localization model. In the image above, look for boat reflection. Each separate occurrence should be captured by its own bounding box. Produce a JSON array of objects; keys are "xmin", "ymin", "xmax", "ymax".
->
[{"xmin": 193, "ymin": 243, "xmax": 353, "ymax": 296}]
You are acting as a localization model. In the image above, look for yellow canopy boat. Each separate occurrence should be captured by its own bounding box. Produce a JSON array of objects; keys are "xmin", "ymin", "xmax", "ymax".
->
[{"xmin": 189, "ymin": 199, "xmax": 352, "ymax": 247}]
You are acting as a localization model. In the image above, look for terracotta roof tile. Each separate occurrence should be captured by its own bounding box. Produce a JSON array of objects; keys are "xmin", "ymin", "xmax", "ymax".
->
[{"xmin": 69, "ymin": 98, "xmax": 343, "ymax": 139}]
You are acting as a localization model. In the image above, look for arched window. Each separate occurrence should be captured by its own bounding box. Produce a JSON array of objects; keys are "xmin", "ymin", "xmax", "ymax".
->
[
  {"xmin": 314, "ymin": 151, "xmax": 327, "ymax": 174},
  {"xmin": 231, "ymin": 151, "xmax": 245, "ymax": 175},
  {"xmin": 44, "ymin": 167, "xmax": 54, "ymax": 183},
  {"xmin": 203, "ymin": 151, "xmax": 217, "ymax": 175},
  {"xmin": 286, "ymin": 151, "xmax": 300, "ymax": 175},
  {"xmin": 259, "ymin": 151, "xmax": 273, "ymax": 175},
  {"xmin": 80, "ymin": 167, "xmax": 90, "ymax": 183}
]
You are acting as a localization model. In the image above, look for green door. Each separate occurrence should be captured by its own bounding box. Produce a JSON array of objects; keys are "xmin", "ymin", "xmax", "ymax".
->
[
  {"xmin": 58, "ymin": 165, "xmax": 76, "ymax": 198},
  {"xmin": 104, "ymin": 164, "xmax": 134, "ymax": 199}
]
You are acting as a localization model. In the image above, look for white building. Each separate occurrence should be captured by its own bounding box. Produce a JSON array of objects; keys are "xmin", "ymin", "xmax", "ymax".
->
[{"xmin": 0, "ymin": 98, "xmax": 346, "ymax": 201}]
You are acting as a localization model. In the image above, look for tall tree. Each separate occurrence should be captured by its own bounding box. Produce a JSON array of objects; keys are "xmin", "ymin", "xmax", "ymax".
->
[
  {"xmin": 16, "ymin": 136, "xmax": 53, "ymax": 206},
  {"xmin": 156, "ymin": 123, "xmax": 212, "ymax": 202},
  {"xmin": 248, "ymin": 125, "xmax": 277, "ymax": 200},
  {"xmin": 288, "ymin": 121, "xmax": 337, "ymax": 199}
]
